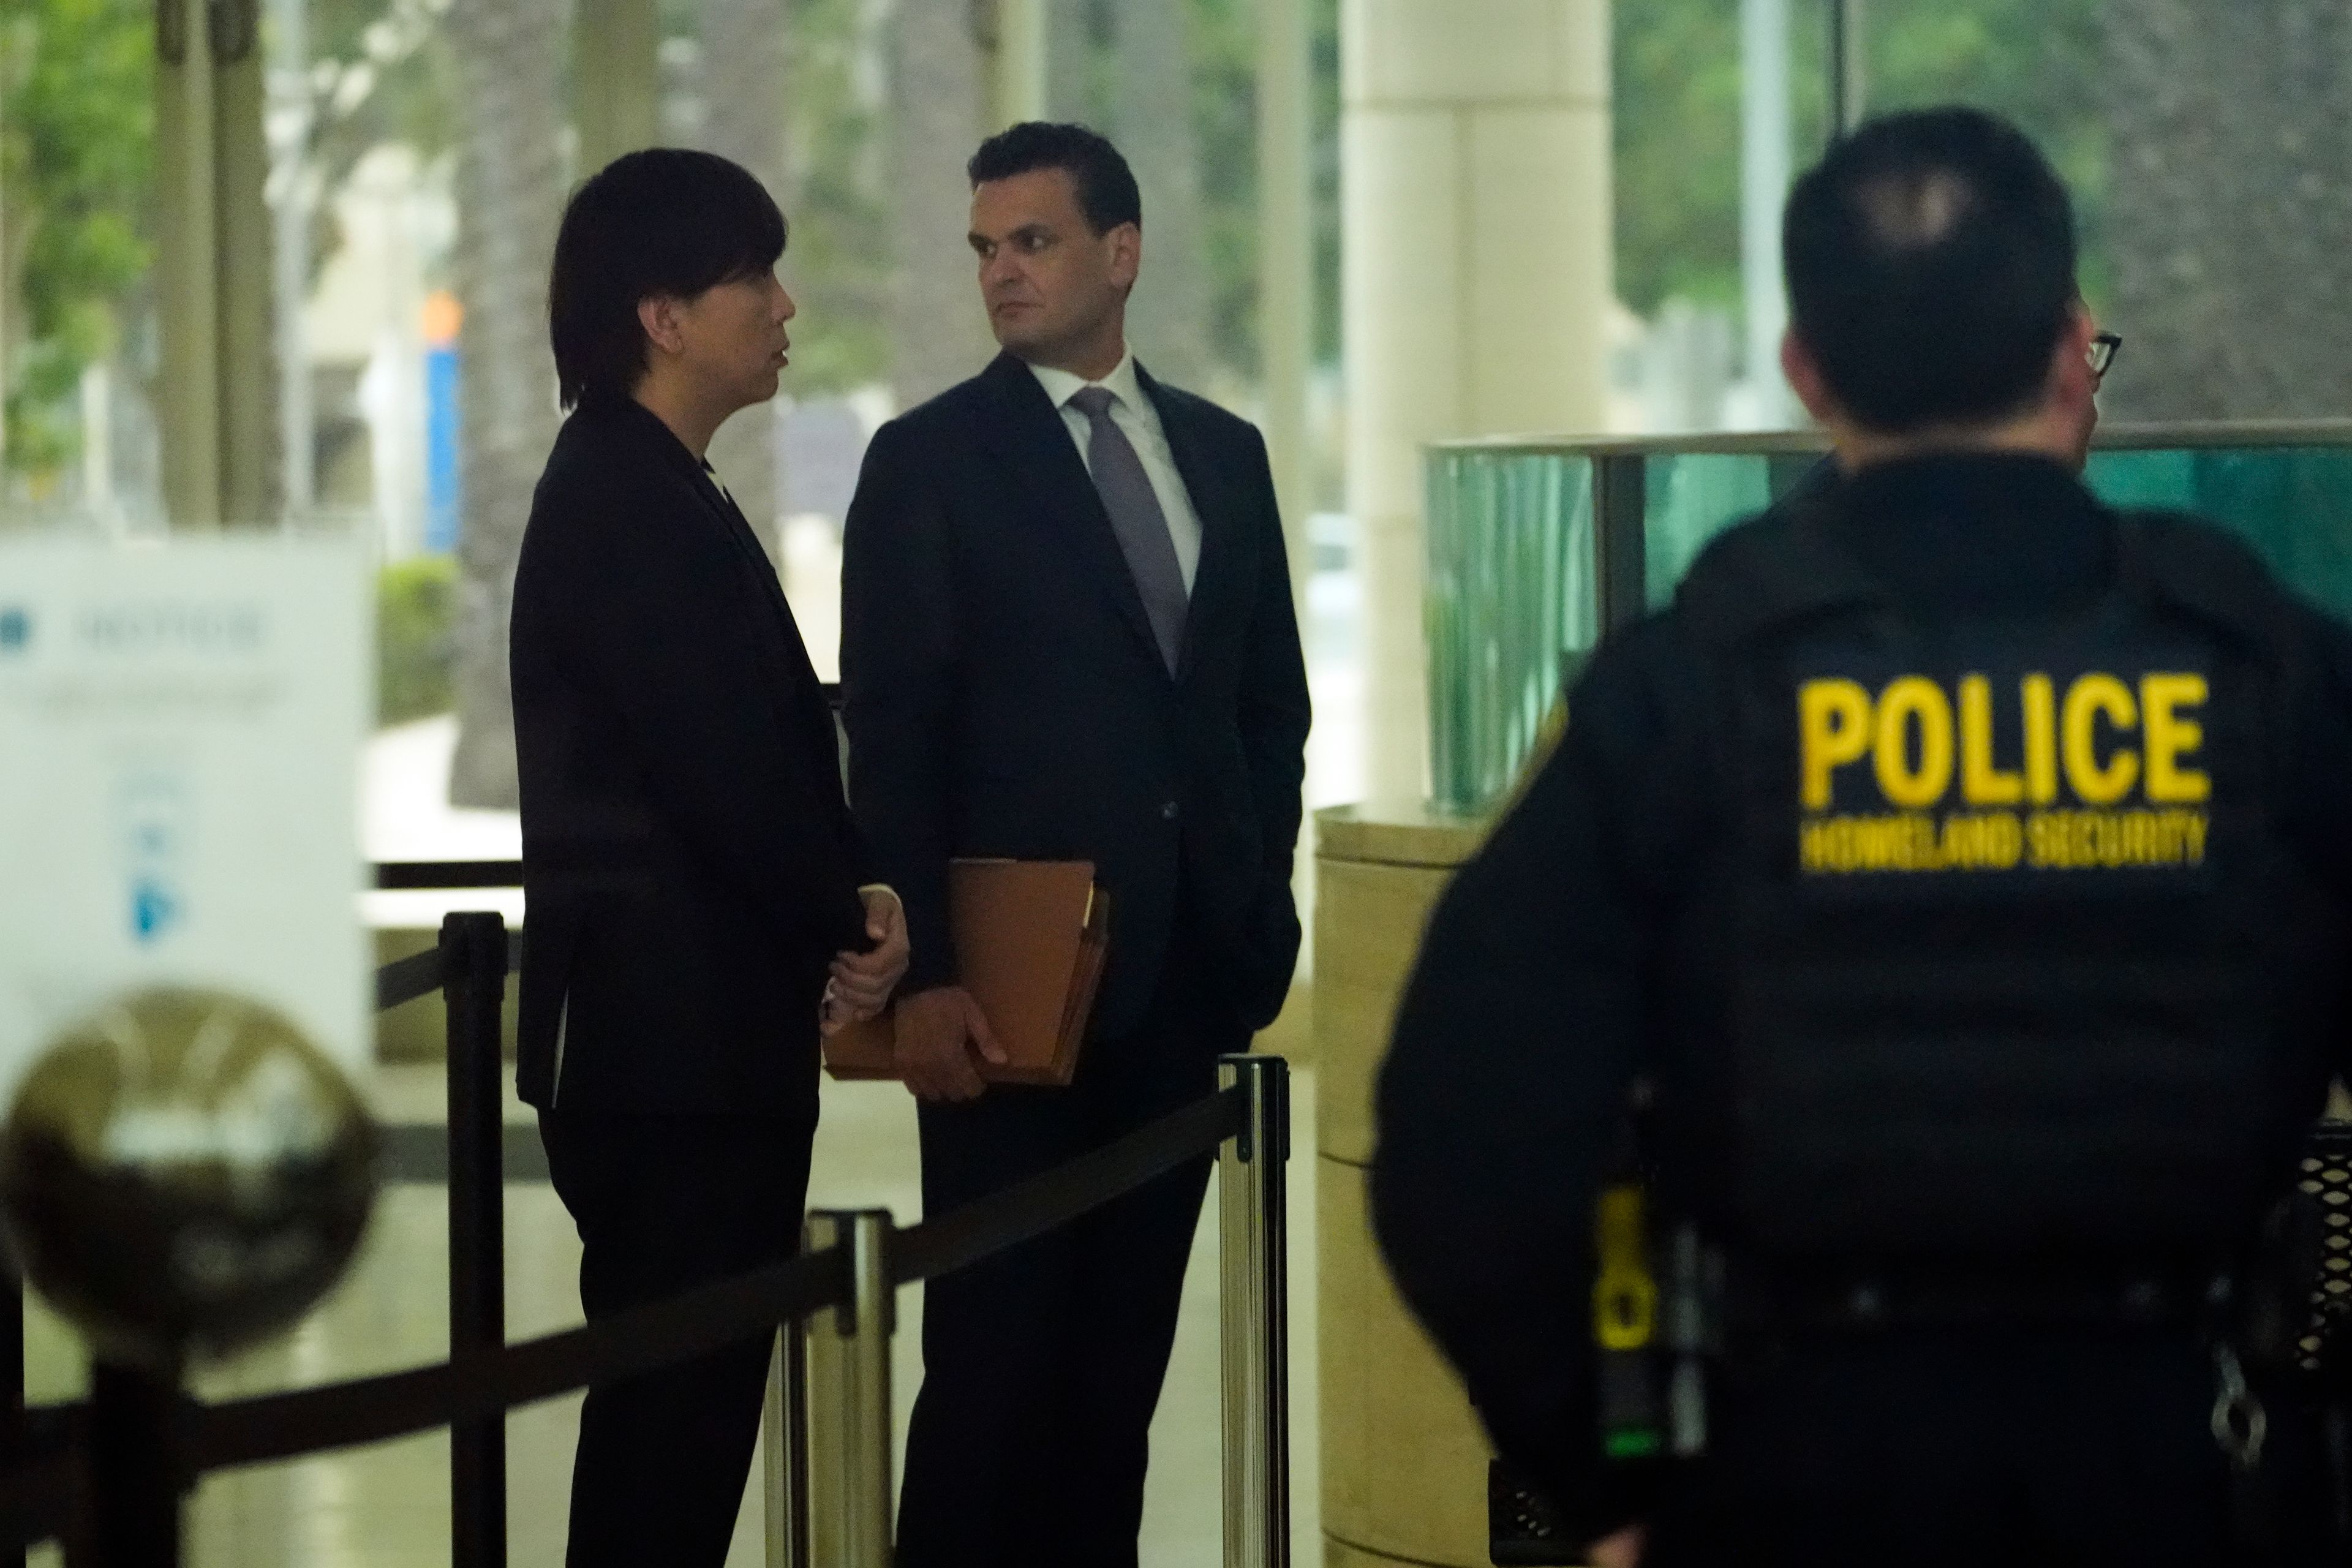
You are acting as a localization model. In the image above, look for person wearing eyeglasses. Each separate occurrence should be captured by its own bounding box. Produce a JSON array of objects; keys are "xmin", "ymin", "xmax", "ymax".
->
[
  {"xmin": 1374, "ymin": 108, "xmax": 2352, "ymax": 1567},
  {"xmin": 1782, "ymin": 326, "xmax": 2118, "ymax": 514}
]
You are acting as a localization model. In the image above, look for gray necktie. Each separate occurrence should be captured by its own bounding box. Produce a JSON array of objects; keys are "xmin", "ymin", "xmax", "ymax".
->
[{"xmin": 1070, "ymin": 385, "xmax": 1188, "ymax": 674}]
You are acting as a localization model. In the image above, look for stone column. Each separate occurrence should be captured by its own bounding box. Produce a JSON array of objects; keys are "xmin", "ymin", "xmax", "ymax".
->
[
  {"xmin": 447, "ymin": 0, "xmax": 572, "ymax": 808},
  {"xmin": 1258, "ymin": 0, "xmax": 1314, "ymax": 602},
  {"xmin": 890, "ymin": 0, "xmax": 995, "ymax": 409},
  {"xmin": 991, "ymin": 0, "xmax": 1049, "ymax": 127},
  {"xmin": 1112, "ymin": 0, "xmax": 1212, "ymax": 390},
  {"xmin": 701, "ymin": 0, "xmax": 789, "ymax": 560},
  {"xmin": 156, "ymin": 0, "xmax": 277, "ymax": 529},
  {"xmin": 575, "ymin": 0, "xmax": 662, "ymax": 178},
  {"xmin": 2103, "ymin": 0, "xmax": 2352, "ymax": 421},
  {"xmin": 1343, "ymin": 0, "xmax": 1611, "ymax": 800}
]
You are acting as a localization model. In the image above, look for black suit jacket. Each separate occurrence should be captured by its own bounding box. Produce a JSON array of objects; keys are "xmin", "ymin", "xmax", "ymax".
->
[
  {"xmin": 510, "ymin": 393, "xmax": 869, "ymax": 1118},
  {"xmin": 840, "ymin": 353, "xmax": 1311, "ymax": 1038}
]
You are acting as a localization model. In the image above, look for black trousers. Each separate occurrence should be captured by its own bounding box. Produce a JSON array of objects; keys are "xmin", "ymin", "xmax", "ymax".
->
[
  {"xmin": 895, "ymin": 948, "xmax": 1250, "ymax": 1568},
  {"xmin": 540, "ymin": 1108, "xmax": 814, "ymax": 1568},
  {"xmin": 1643, "ymin": 1327, "xmax": 2340, "ymax": 1568}
]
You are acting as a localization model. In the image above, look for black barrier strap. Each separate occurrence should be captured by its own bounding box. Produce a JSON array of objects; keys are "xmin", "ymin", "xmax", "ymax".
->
[
  {"xmin": 373, "ymin": 929, "xmax": 524, "ymax": 1015},
  {"xmin": 194, "ymin": 1244, "xmax": 850, "ymax": 1472},
  {"xmin": 190, "ymin": 1084, "xmax": 1247, "ymax": 1471},
  {"xmin": 892, "ymin": 1085, "xmax": 1248, "ymax": 1286},
  {"xmin": 375, "ymin": 946, "xmax": 446, "ymax": 1012},
  {"xmin": 375, "ymin": 862, "xmax": 525, "ymax": 890}
]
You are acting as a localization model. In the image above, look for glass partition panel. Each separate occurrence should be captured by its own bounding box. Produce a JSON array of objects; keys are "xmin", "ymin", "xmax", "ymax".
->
[
  {"xmin": 2086, "ymin": 448, "xmax": 2352, "ymax": 623},
  {"xmin": 1425, "ymin": 449, "xmax": 1599, "ymax": 812},
  {"xmin": 1643, "ymin": 453, "xmax": 1772, "ymax": 606},
  {"xmin": 1427, "ymin": 427, "xmax": 2352, "ymax": 813}
]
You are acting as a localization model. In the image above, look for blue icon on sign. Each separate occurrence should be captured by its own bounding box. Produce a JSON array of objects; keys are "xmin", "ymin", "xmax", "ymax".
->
[
  {"xmin": 119, "ymin": 772, "xmax": 192, "ymax": 946},
  {"xmin": 0, "ymin": 608, "xmax": 27, "ymax": 651},
  {"xmin": 132, "ymin": 876, "xmax": 182, "ymax": 943}
]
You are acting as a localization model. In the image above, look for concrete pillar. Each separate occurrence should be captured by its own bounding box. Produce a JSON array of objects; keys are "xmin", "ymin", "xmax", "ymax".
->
[
  {"xmin": 1258, "ymin": 0, "xmax": 1314, "ymax": 605},
  {"xmin": 991, "ymin": 0, "xmax": 1049, "ymax": 127},
  {"xmin": 156, "ymin": 0, "xmax": 278, "ymax": 529},
  {"xmin": 1740, "ymin": 0, "xmax": 1795, "ymax": 428},
  {"xmin": 1343, "ymin": 0, "xmax": 1611, "ymax": 801},
  {"xmin": 1830, "ymin": 0, "xmax": 1869, "ymax": 139},
  {"xmin": 700, "ymin": 0, "xmax": 790, "ymax": 560},
  {"xmin": 576, "ymin": 0, "xmax": 662, "ymax": 176},
  {"xmin": 266, "ymin": 0, "xmax": 314, "ymax": 518},
  {"xmin": 1043, "ymin": 0, "xmax": 1093, "ymax": 121},
  {"xmin": 890, "ymin": 0, "xmax": 995, "ymax": 409}
]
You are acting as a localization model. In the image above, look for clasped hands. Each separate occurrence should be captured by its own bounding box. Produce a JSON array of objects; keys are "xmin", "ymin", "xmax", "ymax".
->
[
  {"xmin": 820, "ymin": 887, "xmax": 911, "ymax": 1036},
  {"xmin": 813, "ymin": 889, "xmax": 1005, "ymax": 1102}
]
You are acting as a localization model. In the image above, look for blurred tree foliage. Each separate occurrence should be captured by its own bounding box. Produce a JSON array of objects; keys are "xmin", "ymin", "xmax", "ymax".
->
[
  {"xmin": 377, "ymin": 553, "xmax": 457, "ymax": 722},
  {"xmin": 788, "ymin": 0, "xmax": 1340, "ymax": 396},
  {"xmin": 0, "ymin": 0, "xmax": 451, "ymax": 484},
  {"xmin": 303, "ymin": 0, "xmax": 460, "ymax": 261},
  {"xmin": 1613, "ymin": 0, "xmax": 2108, "ymax": 322},
  {"xmin": 0, "ymin": 0, "xmax": 2120, "ymax": 480},
  {"xmin": 0, "ymin": 0, "xmax": 150, "ymax": 478},
  {"xmin": 780, "ymin": 0, "xmax": 891, "ymax": 395}
]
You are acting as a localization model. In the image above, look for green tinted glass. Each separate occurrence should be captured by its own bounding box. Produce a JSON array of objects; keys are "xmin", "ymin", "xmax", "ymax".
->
[
  {"xmin": 1425, "ymin": 435, "xmax": 2352, "ymax": 813},
  {"xmin": 1425, "ymin": 450, "xmax": 1599, "ymax": 812}
]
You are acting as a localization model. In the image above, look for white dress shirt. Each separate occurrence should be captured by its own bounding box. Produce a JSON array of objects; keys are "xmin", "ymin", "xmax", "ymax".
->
[{"xmin": 1028, "ymin": 351, "xmax": 1204, "ymax": 594}]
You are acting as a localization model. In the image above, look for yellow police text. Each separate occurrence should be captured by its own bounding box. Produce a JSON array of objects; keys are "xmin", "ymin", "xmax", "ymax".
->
[{"xmin": 1798, "ymin": 671, "xmax": 2210, "ymax": 812}]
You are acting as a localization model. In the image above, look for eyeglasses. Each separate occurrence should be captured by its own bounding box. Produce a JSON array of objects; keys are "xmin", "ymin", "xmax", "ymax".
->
[{"xmin": 2089, "ymin": 331, "xmax": 2122, "ymax": 383}]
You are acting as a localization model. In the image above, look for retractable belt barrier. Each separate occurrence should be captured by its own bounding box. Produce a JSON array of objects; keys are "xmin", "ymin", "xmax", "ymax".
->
[
  {"xmin": 189, "ymin": 1090, "xmax": 1243, "ymax": 1474},
  {"xmin": 1, "ymin": 870, "xmax": 1295, "ymax": 1568}
]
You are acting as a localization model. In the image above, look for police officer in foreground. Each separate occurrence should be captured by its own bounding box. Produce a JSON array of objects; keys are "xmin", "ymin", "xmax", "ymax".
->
[{"xmin": 1373, "ymin": 107, "xmax": 2352, "ymax": 1568}]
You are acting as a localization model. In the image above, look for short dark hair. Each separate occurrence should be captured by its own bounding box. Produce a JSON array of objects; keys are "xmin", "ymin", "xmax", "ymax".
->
[
  {"xmin": 548, "ymin": 149, "xmax": 786, "ymax": 409},
  {"xmin": 967, "ymin": 121, "xmax": 1142, "ymax": 235},
  {"xmin": 1782, "ymin": 107, "xmax": 2078, "ymax": 432}
]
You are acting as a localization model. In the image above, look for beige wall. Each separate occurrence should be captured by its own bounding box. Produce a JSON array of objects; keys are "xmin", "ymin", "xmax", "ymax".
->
[{"xmin": 1343, "ymin": 0, "xmax": 1613, "ymax": 799}]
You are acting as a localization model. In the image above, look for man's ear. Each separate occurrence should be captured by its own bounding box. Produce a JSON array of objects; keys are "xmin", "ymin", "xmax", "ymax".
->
[
  {"xmin": 1108, "ymin": 222, "xmax": 1142, "ymax": 292},
  {"xmin": 636, "ymin": 295, "xmax": 683, "ymax": 358},
  {"xmin": 1781, "ymin": 330, "xmax": 1842, "ymax": 428},
  {"xmin": 2047, "ymin": 301, "xmax": 2097, "ymax": 409}
]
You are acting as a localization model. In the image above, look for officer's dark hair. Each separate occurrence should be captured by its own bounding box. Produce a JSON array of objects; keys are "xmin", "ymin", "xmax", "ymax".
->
[
  {"xmin": 548, "ymin": 148, "xmax": 787, "ymax": 410},
  {"xmin": 1783, "ymin": 107, "xmax": 2078, "ymax": 432},
  {"xmin": 967, "ymin": 121, "xmax": 1143, "ymax": 235}
]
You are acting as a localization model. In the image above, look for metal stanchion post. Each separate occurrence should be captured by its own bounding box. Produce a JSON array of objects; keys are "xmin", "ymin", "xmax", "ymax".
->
[
  {"xmin": 802, "ymin": 1210, "xmax": 894, "ymax": 1568},
  {"xmin": 1218, "ymin": 1054, "xmax": 1292, "ymax": 1568},
  {"xmin": 763, "ymin": 1324, "xmax": 811, "ymax": 1567},
  {"xmin": 85, "ymin": 1359, "xmax": 181, "ymax": 1568},
  {"xmin": 3, "ymin": 1270, "xmax": 21, "ymax": 1568},
  {"xmin": 443, "ymin": 913, "xmax": 510, "ymax": 1568}
]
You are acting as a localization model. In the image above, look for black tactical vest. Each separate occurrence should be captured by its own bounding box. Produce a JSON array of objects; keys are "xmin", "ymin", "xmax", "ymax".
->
[{"xmin": 1662, "ymin": 503, "xmax": 2346, "ymax": 1274}]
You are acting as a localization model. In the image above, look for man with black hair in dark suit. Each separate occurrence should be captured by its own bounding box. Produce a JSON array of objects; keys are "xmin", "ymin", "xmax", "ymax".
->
[
  {"xmin": 842, "ymin": 121, "xmax": 1311, "ymax": 1567},
  {"xmin": 511, "ymin": 148, "xmax": 908, "ymax": 1567}
]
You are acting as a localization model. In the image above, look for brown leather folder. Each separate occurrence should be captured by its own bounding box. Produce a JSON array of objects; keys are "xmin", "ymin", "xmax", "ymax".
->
[{"xmin": 823, "ymin": 859, "xmax": 1109, "ymax": 1087}]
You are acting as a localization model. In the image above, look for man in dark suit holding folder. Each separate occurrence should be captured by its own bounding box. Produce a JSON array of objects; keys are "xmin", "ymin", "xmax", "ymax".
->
[{"xmin": 840, "ymin": 122, "xmax": 1311, "ymax": 1566}]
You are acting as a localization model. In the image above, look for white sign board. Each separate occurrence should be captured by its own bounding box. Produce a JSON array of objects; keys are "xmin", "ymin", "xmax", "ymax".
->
[{"xmin": 0, "ymin": 538, "xmax": 369, "ymax": 1101}]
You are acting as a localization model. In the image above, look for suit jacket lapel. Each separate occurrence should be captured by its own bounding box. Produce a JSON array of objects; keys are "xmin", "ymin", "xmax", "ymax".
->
[
  {"xmin": 1136, "ymin": 363, "xmax": 1238, "ymax": 685},
  {"xmin": 976, "ymin": 353, "xmax": 1168, "ymax": 674},
  {"xmin": 605, "ymin": 397, "xmax": 835, "ymax": 761},
  {"xmin": 612, "ymin": 398, "xmax": 803, "ymax": 639}
]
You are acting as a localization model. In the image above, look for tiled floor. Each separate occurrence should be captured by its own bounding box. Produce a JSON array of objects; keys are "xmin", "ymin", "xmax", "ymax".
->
[{"xmin": 25, "ymin": 1061, "xmax": 1323, "ymax": 1567}]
